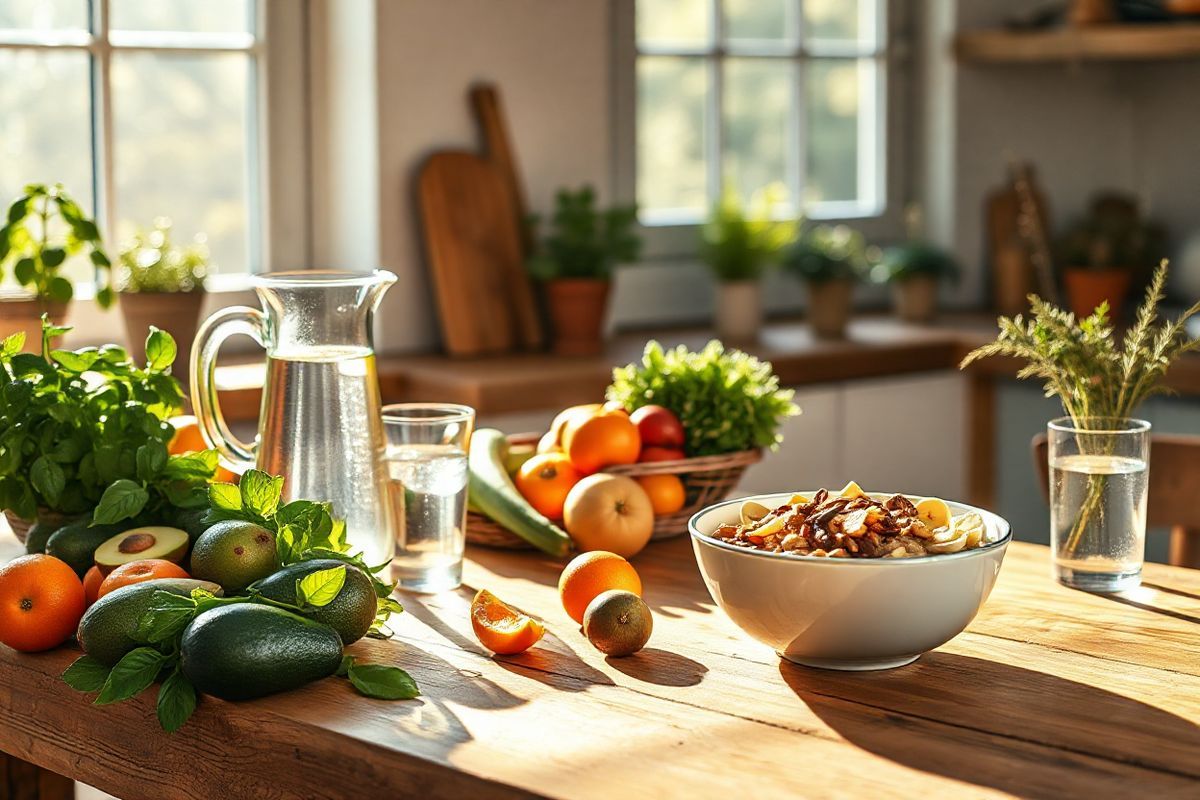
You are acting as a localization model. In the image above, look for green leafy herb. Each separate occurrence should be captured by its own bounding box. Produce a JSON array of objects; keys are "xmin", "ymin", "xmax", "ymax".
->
[
  {"xmin": 156, "ymin": 668, "xmax": 197, "ymax": 733},
  {"xmin": 96, "ymin": 647, "xmax": 167, "ymax": 705},
  {"xmin": 93, "ymin": 479, "xmax": 150, "ymax": 525},
  {"xmin": 117, "ymin": 217, "xmax": 208, "ymax": 294},
  {"xmin": 296, "ymin": 566, "xmax": 347, "ymax": 608},
  {"xmin": 607, "ymin": 340, "xmax": 799, "ymax": 456},
  {"xmin": 699, "ymin": 183, "xmax": 797, "ymax": 282},
  {"xmin": 526, "ymin": 185, "xmax": 640, "ymax": 281},
  {"xmin": 62, "ymin": 655, "xmax": 113, "ymax": 693},
  {"xmin": 343, "ymin": 657, "xmax": 420, "ymax": 700},
  {"xmin": 782, "ymin": 221, "xmax": 869, "ymax": 284}
]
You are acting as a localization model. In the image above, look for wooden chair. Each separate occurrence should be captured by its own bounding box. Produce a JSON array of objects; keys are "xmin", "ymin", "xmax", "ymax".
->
[{"xmin": 1033, "ymin": 432, "xmax": 1200, "ymax": 569}]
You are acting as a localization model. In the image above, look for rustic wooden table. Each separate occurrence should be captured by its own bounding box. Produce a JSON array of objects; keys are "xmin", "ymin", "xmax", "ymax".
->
[{"xmin": 2, "ymin": 532, "xmax": 1199, "ymax": 800}]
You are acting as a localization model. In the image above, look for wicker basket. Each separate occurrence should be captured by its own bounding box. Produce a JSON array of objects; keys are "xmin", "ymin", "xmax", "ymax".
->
[
  {"xmin": 466, "ymin": 433, "xmax": 761, "ymax": 551},
  {"xmin": 3, "ymin": 508, "xmax": 70, "ymax": 548}
]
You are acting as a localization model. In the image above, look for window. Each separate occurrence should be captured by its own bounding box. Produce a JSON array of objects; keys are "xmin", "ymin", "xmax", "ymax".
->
[
  {"xmin": 0, "ymin": 0, "xmax": 264, "ymax": 284},
  {"xmin": 632, "ymin": 0, "xmax": 886, "ymax": 227}
]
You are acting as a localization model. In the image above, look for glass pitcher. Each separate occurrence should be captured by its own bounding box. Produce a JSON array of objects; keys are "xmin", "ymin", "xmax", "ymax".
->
[{"xmin": 190, "ymin": 270, "xmax": 398, "ymax": 565}]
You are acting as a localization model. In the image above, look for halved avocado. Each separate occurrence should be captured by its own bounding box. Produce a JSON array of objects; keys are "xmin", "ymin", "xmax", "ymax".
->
[{"xmin": 94, "ymin": 526, "xmax": 190, "ymax": 575}]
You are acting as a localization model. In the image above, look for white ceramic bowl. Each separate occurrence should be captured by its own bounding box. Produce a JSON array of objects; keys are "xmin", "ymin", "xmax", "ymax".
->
[{"xmin": 689, "ymin": 492, "xmax": 1011, "ymax": 671}]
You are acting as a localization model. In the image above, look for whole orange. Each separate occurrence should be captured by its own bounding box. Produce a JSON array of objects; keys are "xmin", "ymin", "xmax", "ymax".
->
[
  {"xmin": 82, "ymin": 566, "xmax": 105, "ymax": 607},
  {"xmin": 168, "ymin": 415, "xmax": 207, "ymax": 456},
  {"xmin": 636, "ymin": 474, "xmax": 687, "ymax": 516},
  {"xmin": 0, "ymin": 555, "xmax": 86, "ymax": 652},
  {"xmin": 97, "ymin": 559, "xmax": 191, "ymax": 599},
  {"xmin": 564, "ymin": 412, "xmax": 641, "ymax": 474},
  {"xmin": 515, "ymin": 453, "xmax": 581, "ymax": 519},
  {"xmin": 558, "ymin": 551, "xmax": 642, "ymax": 624}
]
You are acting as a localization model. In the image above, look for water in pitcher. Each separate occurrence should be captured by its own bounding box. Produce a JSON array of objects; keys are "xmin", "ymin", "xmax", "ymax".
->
[
  {"xmin": 387, "ymin": 443, "xmax": 468, "ymax": 592},
  {"xmin": 257, "ymin": 347, "xmax": 393, "ymax": 564},
  {"xmin": 1051, "ymin": 453, "xmax": 1148, "ymax": 592}
]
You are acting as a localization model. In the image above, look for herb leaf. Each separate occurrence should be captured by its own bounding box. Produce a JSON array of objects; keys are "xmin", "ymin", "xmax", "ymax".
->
[
  {"xmin": 240, "ymin": 469, "xmax": 284, "ymax": 519},
  {"xmin": 209, "ymin": 481, "xmax": 242, "ymax": 513},
  {"xmin": 135, "ymin": 591, "xmax": 200, "ymax": 644},
  {"xmin": 93, "ymin": 479, "xmax": 150, "ymax": 525},
  {"xmin": 297, "ymin": 566, "xmax": 346, "ymax": 608},
  {"xmin": 156, "ymin": 668, "xmax": 197, "ymax": 733},
  {"xmin": 96, "ymin": 647, "xmax": 167, "ymax": 705},
  {"xmin": 62, "ymin": 655, "xmax": 112, "ymax": 693},
  {"xmin": 145, "ymin": 328, "xmax": 177, "ymax": 371},
  {"xmin": 347, "ymin": 662, "xmax": 420, "ymax": 700},
  {"xmin": 30, "ymin": 456, "xmax": 65, "ymax": 506}
]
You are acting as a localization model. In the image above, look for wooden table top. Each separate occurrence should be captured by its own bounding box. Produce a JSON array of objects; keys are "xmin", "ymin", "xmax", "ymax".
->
[{"xmin": 2, "ymin": 531, "xmax": 1199, "ymax": 800}]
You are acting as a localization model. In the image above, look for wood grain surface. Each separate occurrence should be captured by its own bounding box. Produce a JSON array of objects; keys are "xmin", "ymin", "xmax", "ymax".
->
[{"xmin": 2, "ymin": 527, "xmax": 1199, "ymax": 800}]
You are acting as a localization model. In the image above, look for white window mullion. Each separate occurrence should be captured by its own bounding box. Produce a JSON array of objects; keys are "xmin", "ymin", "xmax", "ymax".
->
[
  {"xmin": 91, "ymin": 0, "xmax": 116, "ymax": 253},
  {"xmin": 707, "ymin": 0, "xmax": 723, "ymax": 207},
  {"xmin": 792, "ymin": 0, "xmax": 807, "ymax": 214}
]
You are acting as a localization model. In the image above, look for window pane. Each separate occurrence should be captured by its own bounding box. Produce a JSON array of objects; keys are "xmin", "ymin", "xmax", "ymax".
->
[
  {"xmin": 637, "ymin": 0, "xmax": 710, "ymax": 49},
  {"xmin": 112, "ymin": 53, "xmax": 252, "ymax": 274},
  {"xmin": 110, "ymin": 0, "xmax": 252, "ymax": 34},
  {"xmin": 805, "ymin": 59, "xmax": 863, "ymax": 205},
  {"xmin": 638, "ymin": 56, "xmax": 708, "ymax": 219},
  {"xmin": 0, "ymin": 0, "xmax": 87, "ymax": 32},
  {"xmin": 0, "ymin": 49, "xmax": 94, "ymax": 288},
  {"xmin": 803, "ymin": 0, "xmax": 861, "ymax": 42},
  {"xmin": 723, "ymin": 59, "xmax": 796, "ymax": 208},
  {"xmin": 724, "ymin": 0, "xmax": 796, "ymax": 47}
]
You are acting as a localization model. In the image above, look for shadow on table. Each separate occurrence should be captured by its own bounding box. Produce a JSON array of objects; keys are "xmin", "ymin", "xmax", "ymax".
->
[
  {"xmin": 779, "ymin": 652, "xmax": 1200, "ymax": 796},
  {"xmin": 605, "ymin": 648, "xmax": 707, "ymax": 687}
]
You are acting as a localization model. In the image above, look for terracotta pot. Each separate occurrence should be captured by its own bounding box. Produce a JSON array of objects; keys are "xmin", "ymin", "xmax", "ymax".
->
[
  {"xmin": 0, "ymin": 296, "xmax": 69, "ymax": 353},
  {"xmin": 806, "ymin": 279, "xmax": 854, "ymax": 339},
  {"xmin": 1063, "ymin": 268, "xmax": 1132, "ymax": 320},
  {"xmin": 714, "ymin": 280, "xmax": 762, "ymax": 343},
  {"xmin": 544, "ymin": 279, "xmax": 610, "ymax": 356},
  {"xmin": 892, "ymin": 275, "xmax": 939, "ymax": 323},
  {"xmin": 120, "ymin": 289, "xmax": 206, "ymax": 382}
]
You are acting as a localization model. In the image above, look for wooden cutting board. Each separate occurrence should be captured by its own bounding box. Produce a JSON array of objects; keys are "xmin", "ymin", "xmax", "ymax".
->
[{"xmin": 419, "ymin": 151, "xmax": 527, "ymax": 356}]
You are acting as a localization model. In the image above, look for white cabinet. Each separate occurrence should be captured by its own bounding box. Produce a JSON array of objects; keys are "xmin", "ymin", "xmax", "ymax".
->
[{"xmin": 739, "ymin": 387, "xmax": 841, "ymax": 494}]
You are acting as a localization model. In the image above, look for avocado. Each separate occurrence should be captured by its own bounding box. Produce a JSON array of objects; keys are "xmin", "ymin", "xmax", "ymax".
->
[
  {"xmin": 253, "ymin": 560, "xmax": 378, "ymax": 644},
  {"xmin": 25, "ymin": 515, "xmax": 84, "ymax": 555},
  {"xmin": 171, "ymin": 507, "xmax": 211, "ymax": 546},
  {"xmin": 93, "ymin": 526, "xmax": 190, "ymax": 575},
  {"xmin": 77, "ymin": 578, "xmax": 223, "ymax": 666},
  {"xmin": 190, "ymin": 520, "xmax": 279, "ymax": 594},
  {"xmin": 180, "ymin": 604, "xmax": 343, "ymax": 701},
  {"xmin": 46, "ymin": 521, "xmax": 124, "ymax": 576}
]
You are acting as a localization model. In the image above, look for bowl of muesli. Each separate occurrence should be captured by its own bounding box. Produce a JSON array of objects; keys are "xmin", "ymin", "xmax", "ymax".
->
[{"xmin": 689, "ymin": 483, "xmax": 1011, "ymax": 670}]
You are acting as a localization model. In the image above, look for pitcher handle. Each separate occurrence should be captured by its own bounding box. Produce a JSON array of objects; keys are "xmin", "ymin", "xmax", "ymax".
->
[{"xmin": 190, "ymin": 305, "xmax": 266, "ymax": 472}]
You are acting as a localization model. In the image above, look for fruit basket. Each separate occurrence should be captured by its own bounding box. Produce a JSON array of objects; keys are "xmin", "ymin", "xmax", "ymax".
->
[{"xmin": 467, "ymin": 434, "xmax": 762, "ymax": 550}]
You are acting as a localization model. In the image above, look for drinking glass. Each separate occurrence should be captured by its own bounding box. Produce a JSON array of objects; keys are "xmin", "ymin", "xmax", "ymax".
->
[
  {"xmin": 1048, "ymin": 417, "xmax": 1150, "ymax": 592},
  {"xmin": 383, "ymin": 403, "xmax": 475, "ymax": 593}
]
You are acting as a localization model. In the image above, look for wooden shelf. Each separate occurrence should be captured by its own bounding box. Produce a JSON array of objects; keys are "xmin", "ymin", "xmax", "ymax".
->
[{"xmin": 955, "ymin": 24, "xmax": 1200, "ymax": 63}]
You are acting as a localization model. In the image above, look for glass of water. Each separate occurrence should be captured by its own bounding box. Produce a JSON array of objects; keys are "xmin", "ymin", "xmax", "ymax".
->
[
  {"xmin": 383, "ymin": 403, "xmax": 475, "ymax": 593},
  {"xmin": 1048, "ymin": 417, "xmax": 1150, "ymax": 593}
]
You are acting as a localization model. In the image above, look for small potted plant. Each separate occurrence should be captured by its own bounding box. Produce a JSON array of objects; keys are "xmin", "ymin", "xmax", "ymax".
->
[
  {"xmin": 872, "ymin": 243, "xmax": 959, "ymax": 323},
  {"xmin": 527, "ymin": 186, "xmax": 640, "ymax": 356},
  {"xmin": 117, "ymin": 218, "xmax": 209, "ymax": 377},
  {"xmin": 1056, "ymin": 193, "xmax": 1164, "ymax": 320},
  {"xmin": 782, "ymin": 223, "xmax": 868, "ymax": 339},
  {"xmin": 0, "ymin": 183, "xmax": 113, "ymax": 350},
  {"xmin": 699, "ymin": 184, "xmax": 797, "ymax": 342}
]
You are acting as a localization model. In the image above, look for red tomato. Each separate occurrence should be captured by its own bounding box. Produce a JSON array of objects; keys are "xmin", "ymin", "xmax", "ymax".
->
[
  {"xmin": 630, "ymin": 405, "xmax": 685, "ymax": 448},
  {"xmin": 639, "ymin": 446, "xmax": 687, "ymax": 463}
]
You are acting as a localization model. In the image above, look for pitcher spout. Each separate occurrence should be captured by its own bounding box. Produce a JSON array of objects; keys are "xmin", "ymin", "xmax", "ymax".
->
[{"xmin": 366, "ymin": 269, "xmax": 398, "ymax": 313}]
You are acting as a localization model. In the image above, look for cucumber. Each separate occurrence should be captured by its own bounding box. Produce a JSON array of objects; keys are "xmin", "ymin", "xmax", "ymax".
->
[{"xmin": 468, "ymin": 428, "xmax": 572, "ymax": 557}]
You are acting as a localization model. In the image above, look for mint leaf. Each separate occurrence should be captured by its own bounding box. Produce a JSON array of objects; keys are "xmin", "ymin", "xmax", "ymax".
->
[
  {"xmin": 156, "ymin": 668, "xmax": 197, "ymax": 733},
  {"xmin": 2, "ymin": 331, "xmax": 25, "ymax": 356},
  {"xmin": 96, "ymin": 647, "xmax": 166, "ymax": 705},
  {"xmin": 336, "ymin": 655, "xmax": 354, "ymax": 677},
  {"xmin": 240, "ymin": 470, "xmax": 283, "ymax": 518},
  {"xmin": 30, "ymin": 456, "xmax": 65, "ymax": 506},
  {"xmin": 347, "ymin": 663, "xmax": 420, "ymax": 700},
  {"xmin": 145, "ymin": 328, "xmax": 177, "ymax": 371},
  {"xmin": 297, "ymin": 566, "xmax": 346, "ymax": 608},
  {"xmin": 93, "ymin": 479, "xmax": 149, "ymax": 525},
  {"xmin": 135, "ymin": 591, "xmax": 198, "ymax": 644},
  {"xmin": 162, "ymin": 450, "xmax": 217, "ymax": 481},
  {"xmin": 136, "ymin": 441, "xmax": 168, "ymax": 482},
  {"xmin": 50, "ymin": 349, "xmax": 98, "ymax": 372},
  {"xmin": 209, "ymin": 481, "xmax": 242, "ymax": 513},
  {"xmin": 62, "ymin": 656, "xmax": 112, "ymax": 693}
]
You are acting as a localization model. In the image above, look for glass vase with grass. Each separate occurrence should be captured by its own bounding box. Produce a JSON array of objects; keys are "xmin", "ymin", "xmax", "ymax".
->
[{"xmin": 962, "ymin": 261, "xmax": 1200, "ymax": 591}]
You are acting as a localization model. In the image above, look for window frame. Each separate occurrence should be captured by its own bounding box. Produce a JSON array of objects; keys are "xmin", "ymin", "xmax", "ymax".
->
[
  {"xmin": 0, "ymin": 0, "xmax": 311, "ymax": 295},
  {"xmin": 612, "ymin": 0, "xmax": 911, "ymax": 260}
]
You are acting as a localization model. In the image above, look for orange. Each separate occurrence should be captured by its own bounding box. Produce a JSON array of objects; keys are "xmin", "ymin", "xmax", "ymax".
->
[
  {"xmin": 635, "ymin": 474, "xmax": 686, "ymax": 516},
  {"xmin": 0, "ymin": 555, "xmax": 86, "ymax": 652},
  {"xmin": 97, "ymin": 559, "xmax": 191, "ymax": 599},
  {"xmin": 470, "ymin": 589, "xmax": 545, "ymax": 654},
  {"xmin": 557, "ymin": 551, "xmax": 642, "ymax": 624},
  {"xmin": 564, "ymin": 412, "xmax": 641, "ymax": 475},
  {"xmin": 82, "ymin": 566, "xmax": 105, "ymax": 607},
  {"xmin": 168, "ymin": 415, "xmax": 207, "ymax": 456},
  {"xmin": 515, "ymin": 453, "xmax": 581, "ymax": 519}
]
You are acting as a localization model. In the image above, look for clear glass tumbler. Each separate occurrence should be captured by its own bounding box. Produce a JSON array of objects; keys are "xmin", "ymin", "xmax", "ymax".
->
[
  {"xmin": 1048, "ymin": 417, "xmax": 1150, "ymax": 592},
  {"xmin": 383, "ymin": 403, "xmax": 475, "ymax": 593}
]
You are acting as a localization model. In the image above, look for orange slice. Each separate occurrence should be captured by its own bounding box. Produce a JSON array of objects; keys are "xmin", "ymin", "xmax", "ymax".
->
[{"xmin": 470, "ymin": 589, "xmax": 545, "ymax": 655}]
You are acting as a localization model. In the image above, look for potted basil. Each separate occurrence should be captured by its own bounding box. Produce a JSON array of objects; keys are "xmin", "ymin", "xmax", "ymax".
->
[
  {"xmin": 117, "ymin": 218, "xmax": 209, "ymax": 380},
  {"xmin": 782, "ymin": 223, "xmax": 867, "ymax": 339},
  {"xmin": 0, "ymin": 184, "xmax": 113, "ymax": 350},
  {"xmin": 871, "ymin": 241, "xmax": 959, "ymax": 323},
  {"xmin": 527, "ymin": 186, "xmax": 640, "ymax": 356},
  {"xmin": 699, "ymin": 186, "xmax": 797, "ymax": 342}
]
